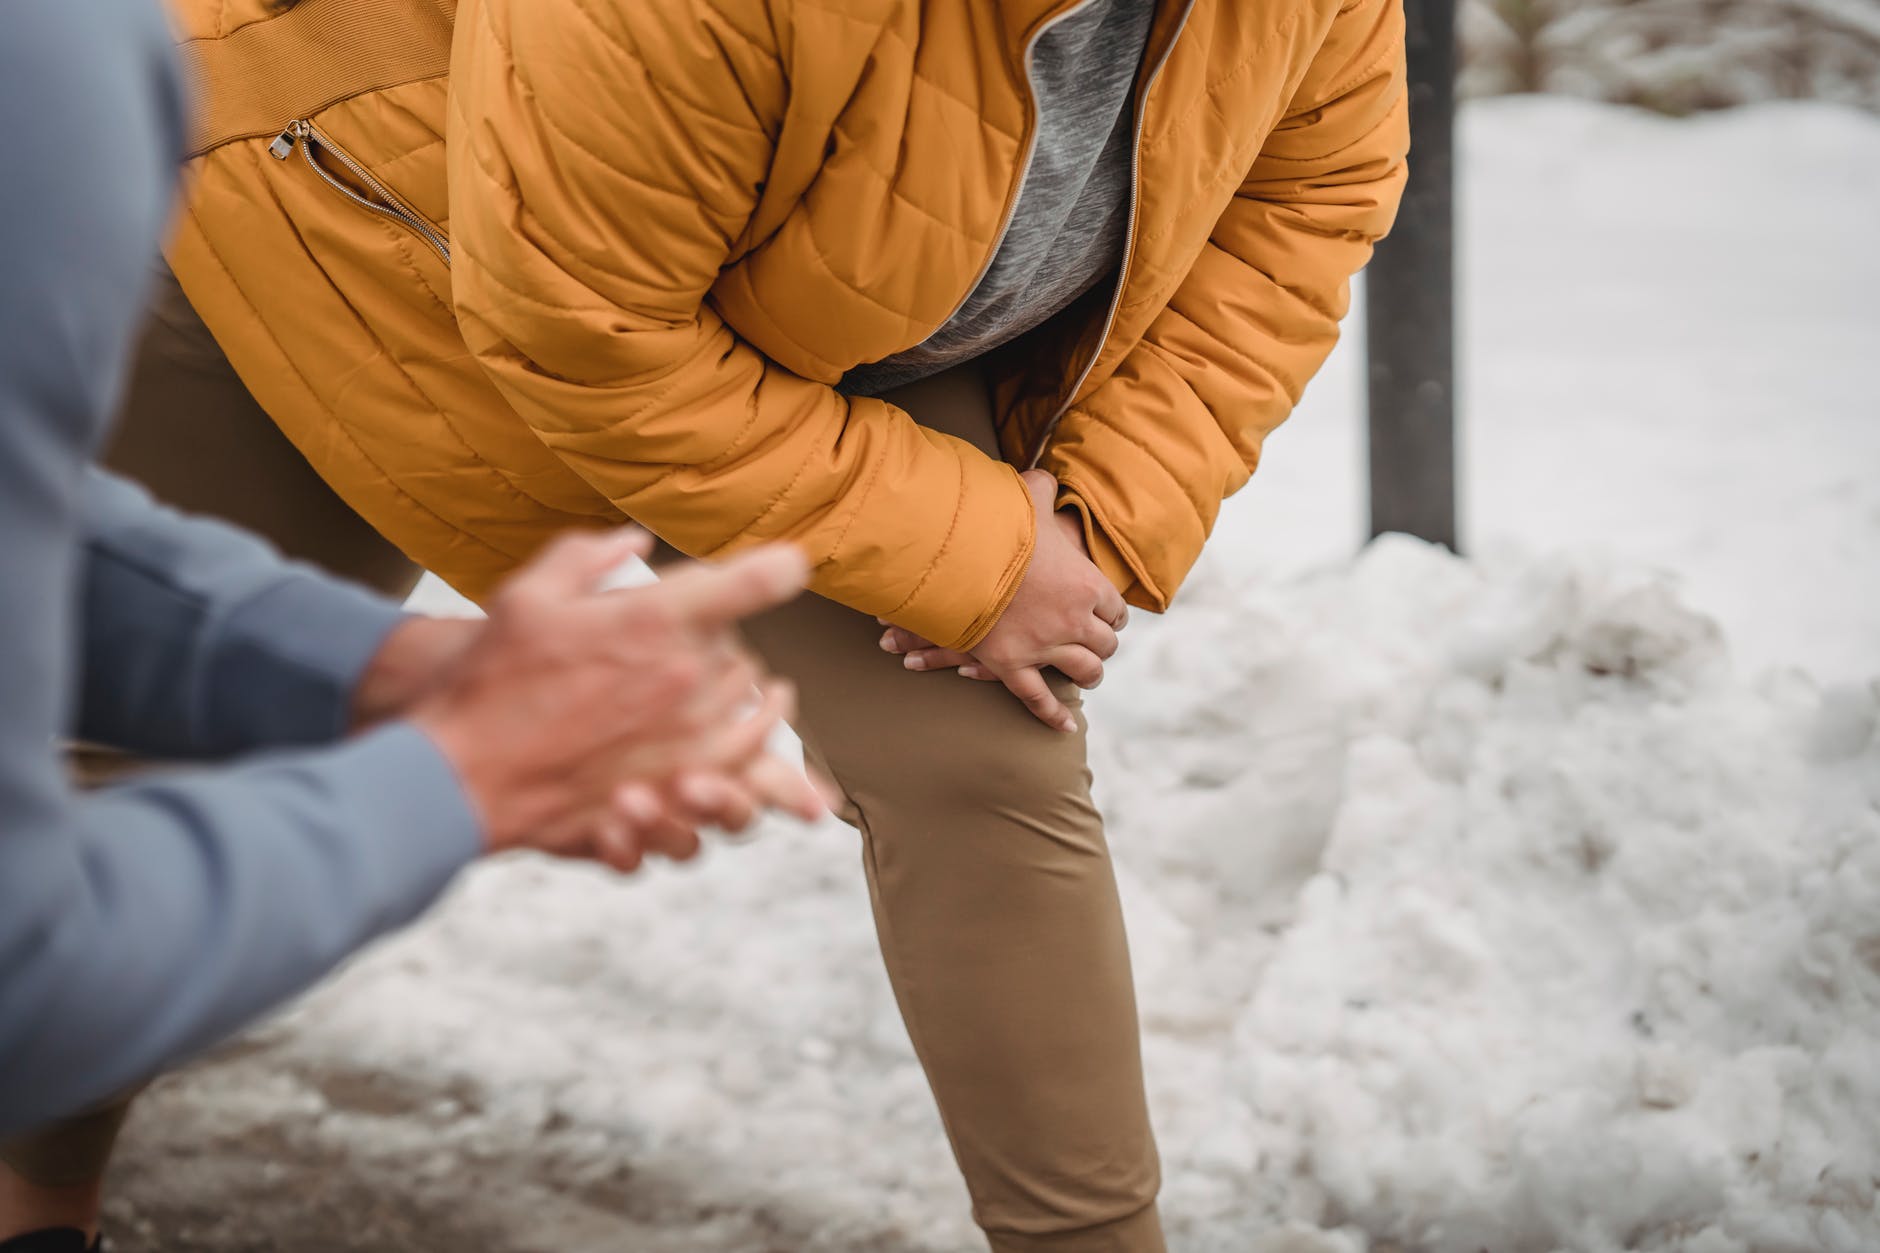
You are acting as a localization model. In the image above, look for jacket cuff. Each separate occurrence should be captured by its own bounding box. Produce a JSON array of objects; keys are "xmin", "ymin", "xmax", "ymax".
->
[
  {"xmin": 1042, "ymin": 409, "xmax": 1214, "ymax": 615},
  {"xmin": 201, "ymin": 573, "xmax": 408, "ymax": 755},
  {"xmin": 1056, "ymin": 486, "xmax": 1143, "ymax": 604},
  {"xmin": 886, "ymin": 460, "xmax": 1037, "ymax": 652},
  {"xmin": 314, "ymin": 721, "xmax": 487, "ymax": 909}
]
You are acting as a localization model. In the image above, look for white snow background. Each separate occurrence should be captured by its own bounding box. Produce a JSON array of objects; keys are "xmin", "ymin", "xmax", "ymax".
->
[{"xmin": 112, "ymin": 98, "xmax": 1880, "ymax": 1252}]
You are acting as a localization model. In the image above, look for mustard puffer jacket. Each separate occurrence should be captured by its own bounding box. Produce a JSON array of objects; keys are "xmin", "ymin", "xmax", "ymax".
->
[{"xmin": 166, "ymin": 0, "xmax": 1407, "ymax": 650}]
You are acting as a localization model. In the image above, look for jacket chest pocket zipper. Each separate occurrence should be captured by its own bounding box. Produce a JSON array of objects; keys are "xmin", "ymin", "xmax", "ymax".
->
[{"xmin": 269, "ymin": 120, "xmax": 451, "ymax": 266}]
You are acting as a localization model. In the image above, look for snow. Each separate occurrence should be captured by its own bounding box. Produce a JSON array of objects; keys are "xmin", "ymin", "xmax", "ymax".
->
[
  {"xmin": 1208, "ymin": 96, "xmax": 1880, "ymax": 687},
  {"xmin": 1111, "ymin": 541, "xmax": 1880, "ymax": 1252},
  {"xmin": 108, "ymin": 97, "xmax": 1880, "ymax": 1252}
]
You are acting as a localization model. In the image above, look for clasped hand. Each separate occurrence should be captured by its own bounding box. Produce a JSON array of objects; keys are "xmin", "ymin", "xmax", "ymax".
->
[
  {"xmin": 353, "ymin": 530, "xmax": 825, "ymax": 874},
  {"xmin": 879, "ymin": 469, "xmax": 1128, "ymax": 731}
]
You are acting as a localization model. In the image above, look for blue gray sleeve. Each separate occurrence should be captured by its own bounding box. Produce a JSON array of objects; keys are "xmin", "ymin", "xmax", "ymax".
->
[
  {"xmin": 0, "ymin": 0, "xmax": 483, "ymax": 1135},
  {"xmin": 2, "ymin": 728, "xmax": 480, "ymax": 1136},
  {"xmin": 75, "ymin": 468, "xmax": 411, "ymax": 759}
]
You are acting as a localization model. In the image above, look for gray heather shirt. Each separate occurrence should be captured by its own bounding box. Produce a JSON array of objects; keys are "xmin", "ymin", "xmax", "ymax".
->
[
  {"xmin": 840, "ymin": 0, "xmax": 1156, "ymax": 397},
  {"xmin": 0, "ymin": 0, "xmax": 480, "ymax": 1135}
]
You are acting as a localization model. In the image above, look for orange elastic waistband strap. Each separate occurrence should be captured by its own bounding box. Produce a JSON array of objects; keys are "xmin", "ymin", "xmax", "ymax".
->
[{"xmin": 179, "ymin": 0, "xmax": 454, "ymax": 157}]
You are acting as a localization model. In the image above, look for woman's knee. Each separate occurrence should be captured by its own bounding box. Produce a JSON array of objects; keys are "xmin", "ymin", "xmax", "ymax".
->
[{"xmin": 808, "ymin": 681, "xmax": 1106, "ymax": 862}]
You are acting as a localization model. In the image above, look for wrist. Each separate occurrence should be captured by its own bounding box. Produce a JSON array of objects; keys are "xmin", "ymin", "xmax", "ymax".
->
[
  {"xmin": 350, "ymin": 616, "xmax": 481, "ymax": 732},
  {"xmin": 409, "ymin": 709, "xmax": 503, "ymax": 854},
  {"xmin": 409, "ymin": 702, "xmax": 562, "ymax": 856},
  {"xmin": 1053, "ymin": 487, "xmax": 1137, "ymax": 600}
]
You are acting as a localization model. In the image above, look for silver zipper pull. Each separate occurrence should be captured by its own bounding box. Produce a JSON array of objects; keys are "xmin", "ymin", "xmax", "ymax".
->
[{"xmin": 268, "ymin": 120, "xmax": 306, "ymax": 160}]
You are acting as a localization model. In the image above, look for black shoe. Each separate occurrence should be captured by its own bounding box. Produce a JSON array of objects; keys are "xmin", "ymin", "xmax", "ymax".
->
[{"xmin": 0, "ymin": 1230, "xmax": 94, "ymax": 1253}]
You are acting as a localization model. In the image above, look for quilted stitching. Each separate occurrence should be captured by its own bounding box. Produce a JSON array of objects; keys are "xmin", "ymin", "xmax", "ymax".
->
[{"xmin": 170, "ymin": 0, "xmax": 1407, "ymax": 637}]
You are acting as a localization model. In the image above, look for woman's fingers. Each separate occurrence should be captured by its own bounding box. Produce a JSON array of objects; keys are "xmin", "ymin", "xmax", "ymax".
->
[
  {"xmin": 991, "ymin": 663, "xmax": 1078, "ymax": 733},
  {"xmin": 903, "ymin": 646, "xmax": 974, "ymax": 672},
  {"xmin": 878, "ymin": 626, "xmax": 933, "ymax": 655},
  {"xmin": 1042, "ymin": 644, "xmax": 1105, "ymax": 690},
  {"xmin": 880, "ymin": 625, "xmax": 990, "ymax": 673},
  {"xmin": 1079, "ymin": 616, "xmax": 1120, "ymax": 661},
  {"xmin": 881, "ymin": 620, "xmax": 972, "ymax": 670},
  {"xmin": 898, "ymin": 626, "xmax": 1119, "ymax": 676}
]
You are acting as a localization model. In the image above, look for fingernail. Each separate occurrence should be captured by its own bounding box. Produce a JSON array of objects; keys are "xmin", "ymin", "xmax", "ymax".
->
[
  {"xmin": 904, "ymin": 655, "xmax": 926, "ymax": 671},
  {"xmin": 879, "ymin": 631, "xmax": 901, "ymax": 654},
  {"xmin": 1058, "ymin": 717, "xmax": 1077, "ymax": 734}
]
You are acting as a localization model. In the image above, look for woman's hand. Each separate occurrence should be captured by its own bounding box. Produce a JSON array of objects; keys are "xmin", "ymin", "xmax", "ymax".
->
[{"xmin": 880, "ymin": 470, "xmax": 1127, "ymax": 732}]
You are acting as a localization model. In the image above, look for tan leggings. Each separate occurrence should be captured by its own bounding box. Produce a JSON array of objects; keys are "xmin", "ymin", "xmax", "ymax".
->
[{"xmin": 3, "ymin": 271, "xmax": 1164, "ymax": 1251}]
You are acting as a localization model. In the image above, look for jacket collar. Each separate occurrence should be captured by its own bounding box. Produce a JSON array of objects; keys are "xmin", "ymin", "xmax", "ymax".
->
[
  {"xmin": 991, "ymin": 0, "xmax": 1193, "ymax": 93},
  {"xmin": 995, "ymin": 0, "xmax": 1095, "ymax": 50}
]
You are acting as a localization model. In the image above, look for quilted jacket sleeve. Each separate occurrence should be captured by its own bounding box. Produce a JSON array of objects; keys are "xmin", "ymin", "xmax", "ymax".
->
[
  {"xmin": 1046, "ymin": 0, "xmax": 1409, "ymax": 610},
  {"xmin": 446, "ymin": 0, "xmax": 1036, "ymax": 651}
]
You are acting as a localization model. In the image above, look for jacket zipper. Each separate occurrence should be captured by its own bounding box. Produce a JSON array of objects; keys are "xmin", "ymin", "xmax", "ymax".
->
[
  {"xmin": 269, "ymin": 120, "xmax": 451, "ymax": 265},
  {"xmin": 1024, "ymin": 0, "xmax": 1198, "ymax": 469},
  {"xmin": 935, "ymin": 0, "xmax": 1103, "ymax": 333}
]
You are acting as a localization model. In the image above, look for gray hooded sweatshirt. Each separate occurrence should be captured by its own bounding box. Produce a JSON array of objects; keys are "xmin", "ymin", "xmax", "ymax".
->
[{"xmin": 0, "ymin": 0, "xmax": 480, "ymax": 1135}]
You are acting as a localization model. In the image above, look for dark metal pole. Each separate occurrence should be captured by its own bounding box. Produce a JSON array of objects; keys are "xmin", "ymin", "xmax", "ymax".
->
[{"xmin": 1365, "ymin": 0, "xmax": 1457, "ymax": 548}]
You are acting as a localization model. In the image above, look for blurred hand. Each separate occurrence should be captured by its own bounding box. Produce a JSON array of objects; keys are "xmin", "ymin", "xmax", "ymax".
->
[
  {"xmin": 880, "ymin": 469, "xmax": 1126, "ymax": 732},
  {"xmin": 351, "ymin": 616, "xmax": 483, "ymax": 732},
  {"xmin": 401, "ymin": 529, "xmax": 822, "ymax": 870}
]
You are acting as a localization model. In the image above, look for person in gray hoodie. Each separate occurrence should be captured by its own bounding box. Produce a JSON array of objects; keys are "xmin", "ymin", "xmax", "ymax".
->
[{"xmin": 0, "ymin": 3, "xmax": 821, "ymax": 1248}]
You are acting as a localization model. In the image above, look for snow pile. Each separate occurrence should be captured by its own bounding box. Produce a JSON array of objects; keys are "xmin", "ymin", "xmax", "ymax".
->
[
  {"xmin": 1096, "ymin": 537, "xmax": 1880, "ymax": 1252},
  {"xmin": 116, "ymin": 539, "xmax": 1880, "ymax": 1253}
]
